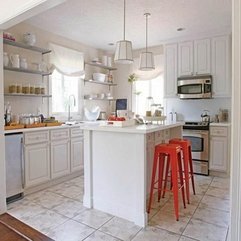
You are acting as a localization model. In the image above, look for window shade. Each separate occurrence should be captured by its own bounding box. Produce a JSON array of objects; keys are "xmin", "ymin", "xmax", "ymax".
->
[{"xmin": 49, "ymin": 43, "xmax": 84, "ymax": 76}]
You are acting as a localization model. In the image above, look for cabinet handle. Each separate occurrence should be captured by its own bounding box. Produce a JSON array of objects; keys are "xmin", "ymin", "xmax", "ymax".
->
[{"xmin": 21, "ymin": 138, "xmax": 25, "ymax": 189}]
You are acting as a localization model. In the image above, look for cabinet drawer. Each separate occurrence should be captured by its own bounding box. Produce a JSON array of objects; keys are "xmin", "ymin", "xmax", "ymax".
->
[
  {"xmin": 24, "ymin": 131, "xmax": 49, "ymax": 145},
  {"xmin": 50, "ymin": 129, "xmax": 69, "ymax": 140},
  {"xmin": 70, "ymin": 127, "xmax": 83, "ymax": 138},
  {"xmin": 210, "ymin": 127, "xmax": 228, "ymax": 137}
]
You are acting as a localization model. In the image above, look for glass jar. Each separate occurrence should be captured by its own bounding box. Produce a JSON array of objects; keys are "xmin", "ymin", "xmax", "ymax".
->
[
  {"xmin": 30, "ymin": 85, "xmax": 35, "ymax": 94},
  {"xmin": 16, "ymin": 83, "xmax": 22, "ymax": 93},
  {"xmin": 146, "ymin": 97, "xmax": 153, "ymax": 116}
]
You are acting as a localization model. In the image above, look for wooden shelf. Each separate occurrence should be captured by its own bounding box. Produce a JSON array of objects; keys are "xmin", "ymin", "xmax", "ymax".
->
[
  {"xmin": 4, "ymin": 66, "xmax": 51, "ymax": 76},
  {"xmin": 84, "ymin": 96, "xmax": 116, "ymax": 101},
  {"xmin": 4, "ymin": 93, "xmax": 52, "ymax": 98},
  {"xmin": 84, "ymin": 79, "xmax": 117, "ymax": 86},
  {"xmin": 3, "ymin": 39, "xmax": 51, "ymax": 54},
  {"xmin": 85, "ymin": 62, "xmax": 117, "ymax": 71}
]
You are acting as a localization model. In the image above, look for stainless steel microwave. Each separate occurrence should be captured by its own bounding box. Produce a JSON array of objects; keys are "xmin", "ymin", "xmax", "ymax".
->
[{"xmin": 177, "ymin": 75, "xmax": 212, "ymax": 99}]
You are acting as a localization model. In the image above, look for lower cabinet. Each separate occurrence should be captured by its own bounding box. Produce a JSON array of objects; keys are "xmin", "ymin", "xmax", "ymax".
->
[
  {"xmin": 210, "ymin": 126, "xmax": 230, "ymax": 173},
  {"xmin": 51, "ymin": 139, "xmax": 70, "ymax": 179},
  {"xmin": 24, "ymin": 127, "xmax": 84, "ymax": 188},
  {"xmin": 25, "ymin": 142, "xmax": 50, "ymax": 188},
  {"xmin": 71, "ymin": 137, "xmax": 84, "ymax": 172}
]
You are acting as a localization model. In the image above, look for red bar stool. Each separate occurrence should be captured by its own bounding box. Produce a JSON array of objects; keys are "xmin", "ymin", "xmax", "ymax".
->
[
  {"xmin": 169, "ymin": 138, "xmax": 196, "ymax": 204},
  {"xmin": 147, "ymin": 143, "xmax": 186, "ymax": 221}
]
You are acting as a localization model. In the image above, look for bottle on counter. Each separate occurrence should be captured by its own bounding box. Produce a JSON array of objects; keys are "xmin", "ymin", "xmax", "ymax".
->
[{"xmin": 5, "ymin": 102, "xmax": 12, "ymax": 126}]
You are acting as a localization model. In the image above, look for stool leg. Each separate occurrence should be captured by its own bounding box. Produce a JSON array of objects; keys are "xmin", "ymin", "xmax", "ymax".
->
[
  {"xmin": 147, "ymin": 149, "xmax": 159, "ymax": 213},
  {"xmin": 171, "ymin": 153, "xmax": 179, "ymax": 221},
  {"xmin": 183, "ymin": 147, "xmax": 190, "ymax": 204},
  {"xmin": 188, "ymin": 146, "xmax": 196, "ymax": 195},
  {"xmin": 162, "ymin": 155, "xmax": 170, "ymax": 198},
  {"xmin": 158, "ymin": 154, "xmax": 165, "ymax": 202},
  {"xmin": 178, "ymin": 152, "xmax": 186, "ymax": 209}
]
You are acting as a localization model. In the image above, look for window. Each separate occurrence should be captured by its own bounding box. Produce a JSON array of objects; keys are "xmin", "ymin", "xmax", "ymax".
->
[
  {"xmin": 133, "ymin": 75, "xmax": 164, "ymax": 116},
  {"xmin": 51, "ymin": 69, "xmax": 82, "ymax": 117}
]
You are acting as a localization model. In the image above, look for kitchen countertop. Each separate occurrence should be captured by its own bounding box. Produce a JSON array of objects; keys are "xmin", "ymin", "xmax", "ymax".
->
[
  {"xmin": 82, "ymin": 121, "xmax": 184, "ymax": 134},
  {"xmin": 210, "ymin": 122, "xmax": 231, "ymax": 127},
  {"xmin": 4, "ymin": 121, "xmax": 184, "ymax": 135}
]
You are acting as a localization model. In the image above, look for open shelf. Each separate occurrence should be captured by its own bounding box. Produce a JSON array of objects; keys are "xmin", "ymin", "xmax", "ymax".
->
[
  {"xmin": 84, "ymin": 79, "xmax": 117, "ymax": 86},
  {"xmin": 3, "ymin": 39, "xmax": 51, "ymax": 54},
  {"xmin": 4, "ymin": 93, "xmax": 52, "ymax": 98},
  {"xmin": 85, "ymin": 62, "xmax": 117, "ymax": 71},
  {"xmin": 4, "ymin": 66, "xmax": 52, "ymax": 76},
  {"xmin": 84, "ymin": 96, "xmax": 116, "ymax": 101}
]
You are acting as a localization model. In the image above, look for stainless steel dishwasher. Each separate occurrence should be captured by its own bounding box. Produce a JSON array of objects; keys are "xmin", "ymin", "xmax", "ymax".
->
[{"xmin": 5, "ymin": 133, "xmax": 24, "ymax": 203}]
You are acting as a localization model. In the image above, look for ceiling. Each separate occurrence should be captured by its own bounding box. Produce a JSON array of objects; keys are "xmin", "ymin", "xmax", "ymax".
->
[{"xmin": 26, "ymin": 0, "xmax": 232, "ymax": 51}]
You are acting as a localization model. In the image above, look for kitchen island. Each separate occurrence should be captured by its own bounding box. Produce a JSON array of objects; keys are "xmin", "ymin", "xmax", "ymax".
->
[{"xmin": 82, "ymin": 122, "xmax": 184, "ymax": 227}]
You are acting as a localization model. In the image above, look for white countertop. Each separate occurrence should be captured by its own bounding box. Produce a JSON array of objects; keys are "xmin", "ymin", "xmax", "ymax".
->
[
  {"xmin": 210, "ymin": 122, "xmax": 231, "ymax": 127},
  {"xmin": 81, "ymin": 121, "xmax": 184, "ymax": 134},
  {"xmin": 4, "ymin": 123, "xmax": 84, "ymax": 134},
  {"xmin": 4, "ymin": 121, "xmax": 184, "ymax": 135}
]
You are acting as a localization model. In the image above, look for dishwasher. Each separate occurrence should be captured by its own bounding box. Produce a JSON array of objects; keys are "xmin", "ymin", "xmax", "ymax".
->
[{"xmin": 5, "ymin": 133, "xmax": 24, "ymax": 203}]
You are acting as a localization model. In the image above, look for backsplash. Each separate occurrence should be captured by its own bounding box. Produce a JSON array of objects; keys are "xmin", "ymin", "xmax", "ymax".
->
[{"xmin": 164, "ymin": 97, "xmax": 231, "ymax": 122}]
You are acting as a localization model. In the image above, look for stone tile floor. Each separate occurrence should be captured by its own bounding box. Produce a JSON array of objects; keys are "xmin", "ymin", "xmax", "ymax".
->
[{"xmin": 7, "ymin": 175, "xmax": 230, "ymax": 241}]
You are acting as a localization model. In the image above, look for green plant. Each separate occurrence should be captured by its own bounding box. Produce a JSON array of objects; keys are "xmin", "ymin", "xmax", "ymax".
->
[{"xmin": 128, "ymin": 73, "xmax": 137, "ymax": 83}]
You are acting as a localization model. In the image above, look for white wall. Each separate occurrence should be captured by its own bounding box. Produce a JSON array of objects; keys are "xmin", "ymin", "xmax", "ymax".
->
[
  {"xmin": 0, "ymin": 32, "xmax": 7, "ymax": 214},
  {"xmin": 5, "ymin": 22, "xmax": 112, "ymax": 119},
  {"xmin": 164, "ymin": 97, "xmax": 231, "ymax": 122}
]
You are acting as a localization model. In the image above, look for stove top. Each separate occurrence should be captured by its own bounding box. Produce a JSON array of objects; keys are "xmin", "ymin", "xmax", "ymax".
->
[{"xmin": 183, "ymin": 121, "xmax": 210, "ymax": 130}]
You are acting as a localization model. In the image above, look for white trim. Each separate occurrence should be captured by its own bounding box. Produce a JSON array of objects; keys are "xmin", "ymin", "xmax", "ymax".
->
[
  {"xmin": 230, "ymin": 0, "xmax": 241, "ymax": 240},
  {"xmin": 0, "ymin": 32, "xmax": 6, "ymax": 214}
]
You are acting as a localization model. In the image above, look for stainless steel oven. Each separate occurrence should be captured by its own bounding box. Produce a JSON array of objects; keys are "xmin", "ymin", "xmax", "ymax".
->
[{"xmin": 183, "ymin": 122, "xmax": 209, "ymax": 175}]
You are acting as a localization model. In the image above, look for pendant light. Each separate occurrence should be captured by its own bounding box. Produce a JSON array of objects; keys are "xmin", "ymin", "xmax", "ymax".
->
[
  {"xmin": 114, "ymin": 0, "xmax": 133, "ymax": 64},
  {"xmin": 139, "ymin": 13, "xmax": 155, "ymax": 71}
]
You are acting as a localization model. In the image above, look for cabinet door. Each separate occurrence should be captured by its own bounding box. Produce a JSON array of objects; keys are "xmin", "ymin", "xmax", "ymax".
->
[
  {"xmin": 164, "ymin": 44, "xmax": 178, "ymax": 98},
  {"xmin": 71, "ymin": 137, "xmax": 84, "ymax": 172},
  {"xmin": 211, "ymin": 35, "xmax": 231, "ymax": 97},
  {"xmin": 210, "ymin": 136, "xmax": 228, "ymax": 172},
  {"xmin": 194, "ymin": 39, "xmax": 211, "ymax": 75},
  {"xmin": 178, "ymin": 41, "xmax": 193, "ymax": 76},
  {"xmin": 25, "ymin": 143, "xmax": 50, "ymax": 188},
  {"xmin": 51, "ymin": 139, "xmax": 70, "ymax": 179}
]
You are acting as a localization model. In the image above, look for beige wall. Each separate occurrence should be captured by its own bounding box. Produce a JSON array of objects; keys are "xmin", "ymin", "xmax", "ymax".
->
[{"xmin": 5, "ymin": 22, "xmax": 113, "ymax": 119}]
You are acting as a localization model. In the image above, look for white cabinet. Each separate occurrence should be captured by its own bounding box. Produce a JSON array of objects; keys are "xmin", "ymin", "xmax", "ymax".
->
[
  {"xmin": 194, "ymin": 39, "xmax": 211, "ymax": 75},
  {"xmin": 51, "ymin": 130, "xmax": 70, "ymax": 179},
  {"xmin": 25, "ymin": 142, "xmax": 50, "ymax": 188},
  {"xmin": 210, "ymin": 126, "xmax": 230, "ymax": 172},
  {"xmin": 211, "ymin": 35, "xmax": 231, "ymax": 97},
  {"xmin": 164, "ymin": 44, "xmax": 178, "ymax": 98},
  {"xmin": 178, "ymin": 39, "xmax": 211, "ymax": 77},
  {"xmin": 70, "ymin": 127, "xmax": 84, "ymax": 172},
  {"xmin": 178, "ymin": 41, "xmax": 194, "ymax": 76}
]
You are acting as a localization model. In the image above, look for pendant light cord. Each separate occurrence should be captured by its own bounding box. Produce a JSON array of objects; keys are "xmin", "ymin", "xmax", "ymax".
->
[
  {"xmin": 145, "ymin": 13, "xmax": 148, "ymax": 53},
  {"xmin": 123, "ymin": 0, "xmax": 126, "ymax": 40}
]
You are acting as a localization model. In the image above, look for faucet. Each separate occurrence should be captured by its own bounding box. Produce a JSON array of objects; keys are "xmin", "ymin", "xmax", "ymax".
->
[{"xmin": 68, "ymin": 95, "xmax": 76, "ymax": 121}]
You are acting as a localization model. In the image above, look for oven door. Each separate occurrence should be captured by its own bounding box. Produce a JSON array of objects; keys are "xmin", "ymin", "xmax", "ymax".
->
[{"xmin": 183, "ymin": 129, "xmax": 209, "ymax": 161}]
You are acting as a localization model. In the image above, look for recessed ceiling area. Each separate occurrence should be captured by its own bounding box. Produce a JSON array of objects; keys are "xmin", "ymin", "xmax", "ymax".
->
[{"xmin": 25, "ymin": 0, "xmax": 232, "ymax": 51}]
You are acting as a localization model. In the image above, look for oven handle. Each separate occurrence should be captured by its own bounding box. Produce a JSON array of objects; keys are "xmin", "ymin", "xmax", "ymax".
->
[{"xmin": 183, "ymin": 130, "xmax": 209, "ymax": 136}]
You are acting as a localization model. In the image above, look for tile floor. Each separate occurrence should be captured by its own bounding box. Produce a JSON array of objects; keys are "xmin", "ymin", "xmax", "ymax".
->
[{"xmin": 7, "ymin": 175, "xmax": 230, "ymax": 241}]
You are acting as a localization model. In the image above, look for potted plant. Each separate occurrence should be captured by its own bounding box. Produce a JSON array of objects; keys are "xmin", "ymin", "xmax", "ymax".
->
[{"xmin": 128, "ymin": 73, "xmax": 138, "ymax": 110}]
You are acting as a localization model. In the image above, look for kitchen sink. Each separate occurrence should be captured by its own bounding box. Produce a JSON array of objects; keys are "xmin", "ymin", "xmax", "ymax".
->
[{"xmin": 64, "ymin": 121, "xmax": 85, "ymax": 125}]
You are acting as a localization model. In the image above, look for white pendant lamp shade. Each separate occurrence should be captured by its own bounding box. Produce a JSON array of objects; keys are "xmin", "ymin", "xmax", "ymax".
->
[
  {"xmin": 139, "ymin": 51, "xmax": 155, "ymax": 71},
  {"xmin": 139, "ymin": 13, "xmax": 155, "ymax": 71},
  {"xmin": 114, "ymin": 40, "xmax": 133, "ymax": 64},
  {"xmin": 114, "ymin": 0, "xmax": 133, "ymax": 64}
]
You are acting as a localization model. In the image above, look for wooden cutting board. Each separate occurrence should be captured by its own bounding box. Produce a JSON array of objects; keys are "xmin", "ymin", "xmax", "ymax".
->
[{"xmin": 4, "ymin": 124, "xmax": 25, "ymax": 130}]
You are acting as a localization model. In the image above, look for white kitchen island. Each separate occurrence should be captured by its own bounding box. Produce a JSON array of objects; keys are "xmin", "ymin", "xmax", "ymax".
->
[{"xmin": 82, "ymin": 122, "xmax": 184, "ymax": 227}]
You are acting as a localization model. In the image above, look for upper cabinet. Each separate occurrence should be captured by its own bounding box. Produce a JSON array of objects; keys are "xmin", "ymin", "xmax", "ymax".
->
[
  {"xmin": 178, "ymin": 39, "xmax": 210, "ymax": 76},
  {"xmin": 178, "ymin": 41, "xmax": 194, "ymax": 76},
  {"xmin": 164, "ymin": 44, "xmax": 178, "ymax": 98},
  {"xmin": 211, "ymin": 36, "xmax": 231, "ymax": 97},
  {"xmin": 164, "ymin": 35, "xmax": 231, "ymax": 99}
]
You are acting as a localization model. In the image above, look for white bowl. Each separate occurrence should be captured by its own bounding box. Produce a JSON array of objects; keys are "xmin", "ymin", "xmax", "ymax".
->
[
  {"xmin": 93, "ymin": 73, "xmax": 106, "ymax": 82},
  {"xmin": 84, "ymin": 106, "xmax": 100, "ymax": 121}
]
